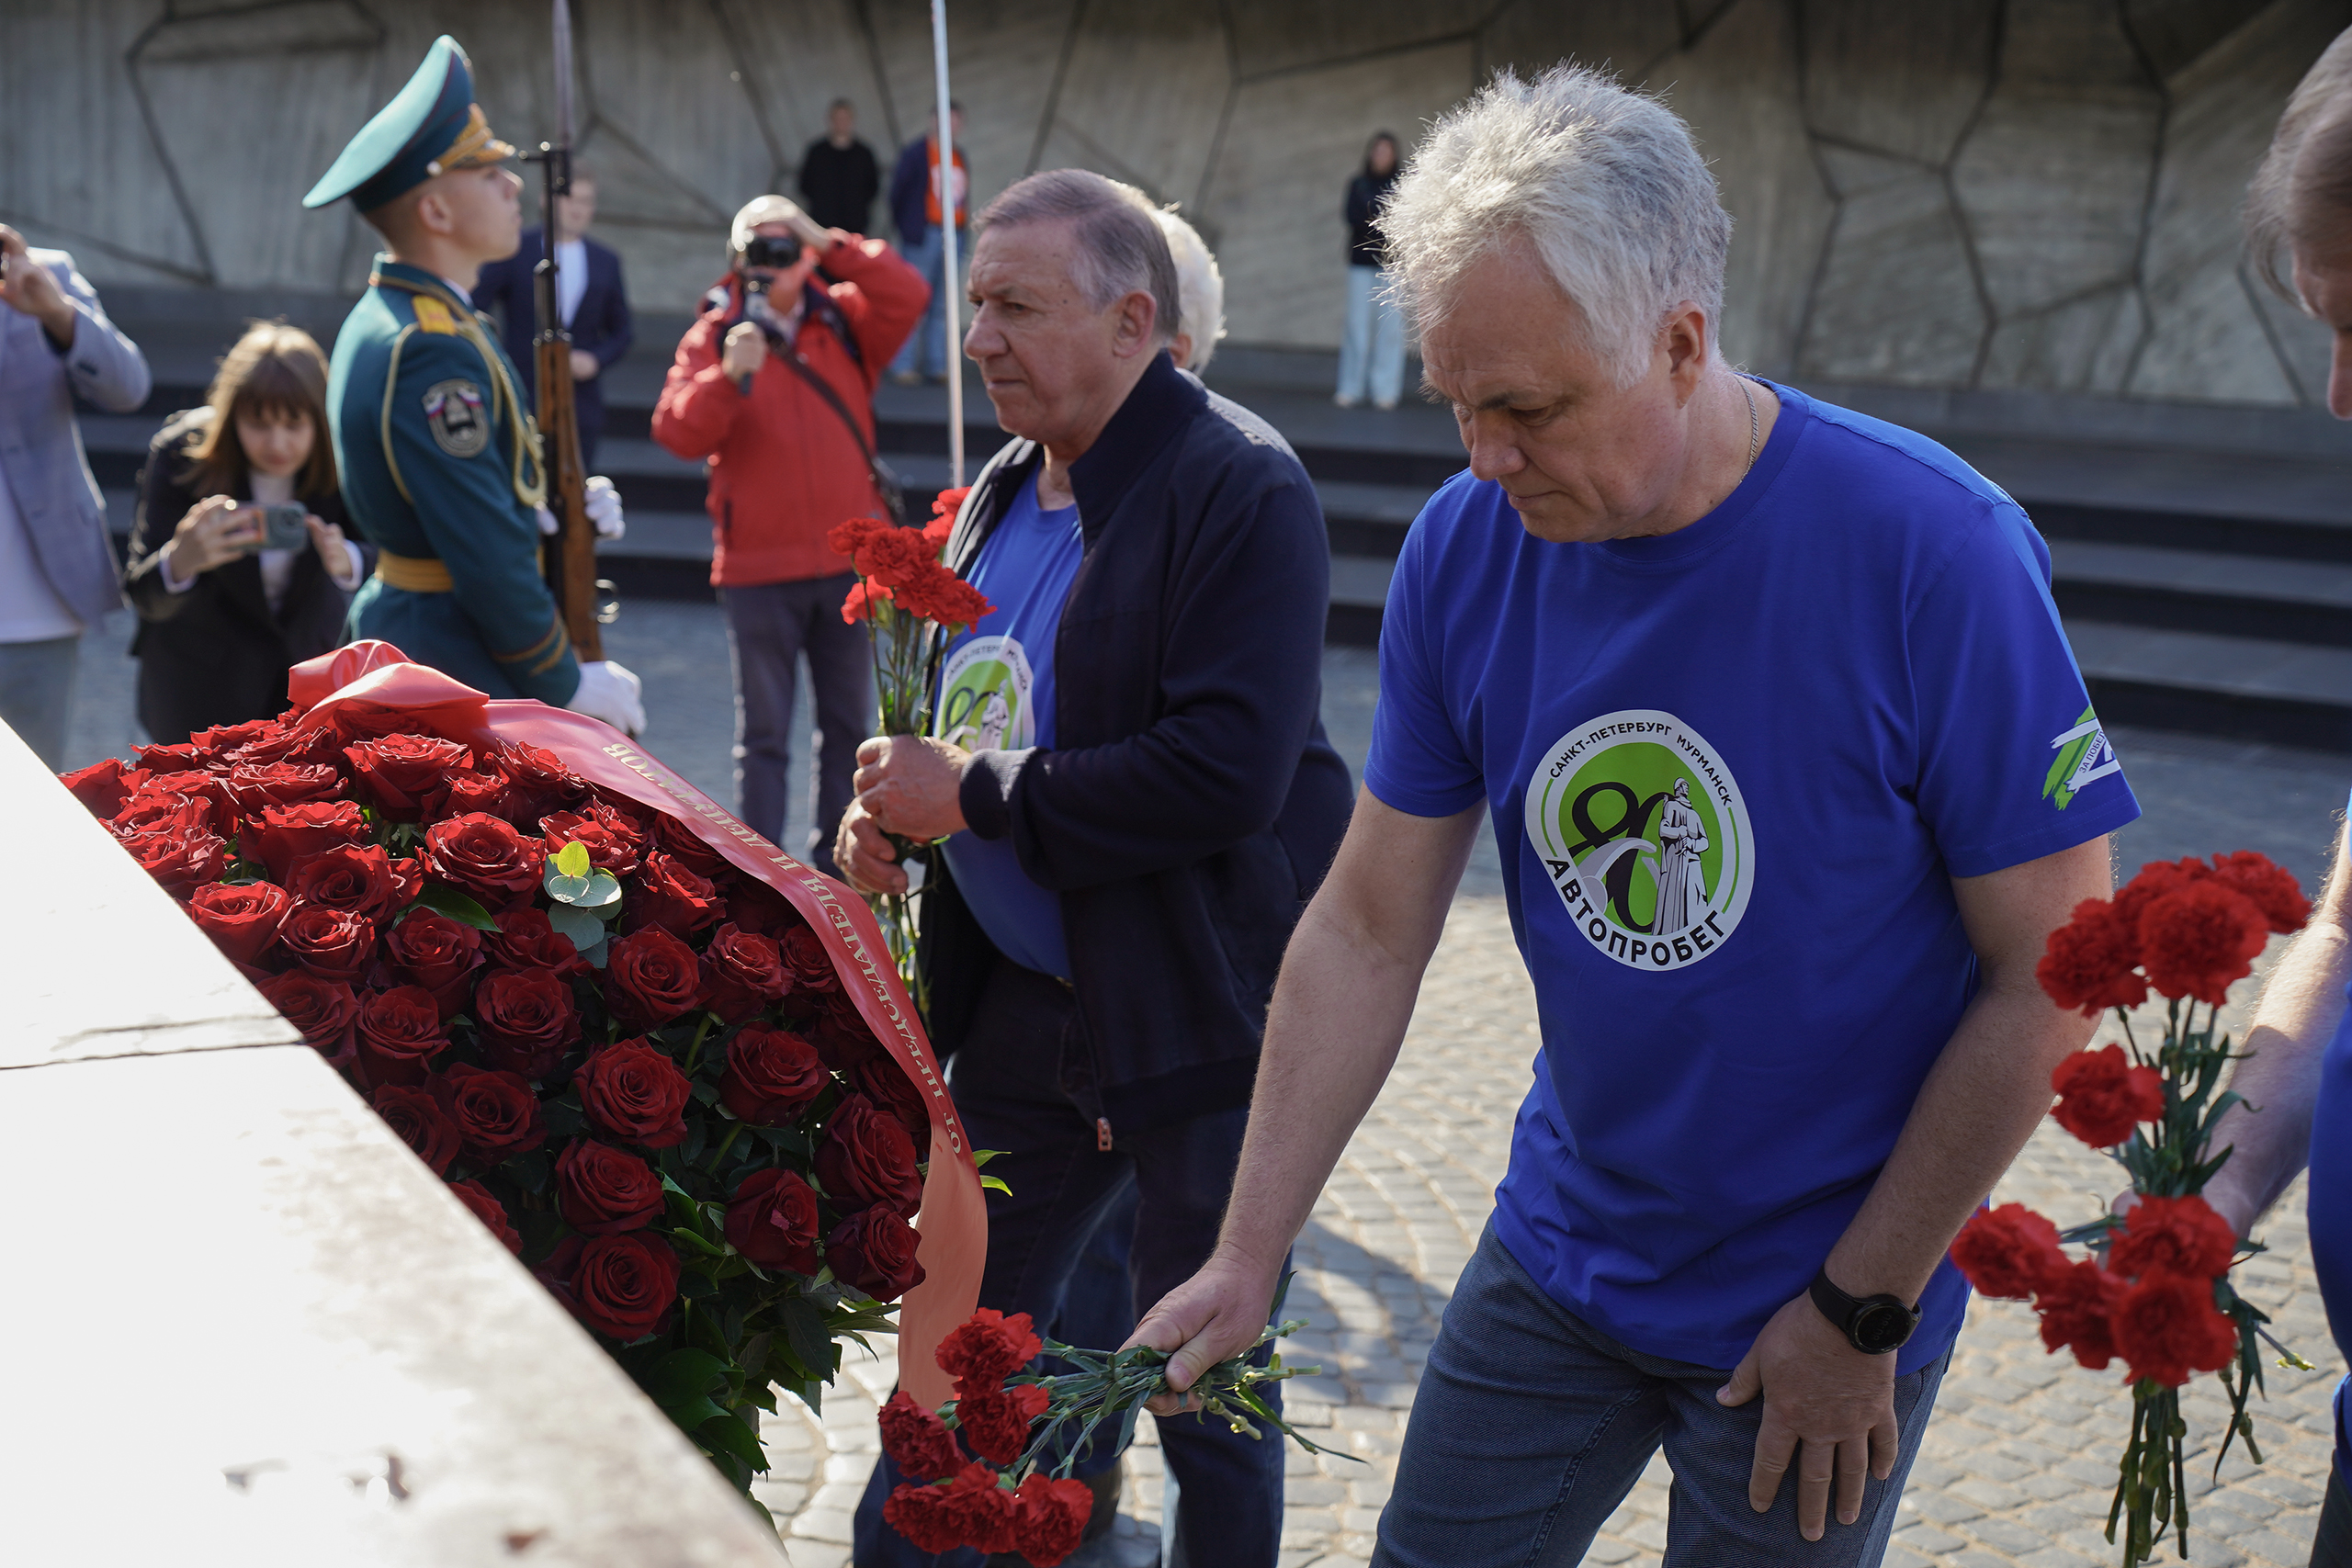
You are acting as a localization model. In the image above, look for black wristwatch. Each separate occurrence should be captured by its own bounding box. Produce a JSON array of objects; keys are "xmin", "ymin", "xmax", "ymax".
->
[{"xmin": 1808, "ymin": 1267, "xmax": 1920, "ymax": 1355}]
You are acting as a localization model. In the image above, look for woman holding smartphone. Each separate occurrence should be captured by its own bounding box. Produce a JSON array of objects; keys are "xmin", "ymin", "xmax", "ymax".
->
[{"xmin": 124, "ymin": 321, "xmax": 368, "ymax": 741}]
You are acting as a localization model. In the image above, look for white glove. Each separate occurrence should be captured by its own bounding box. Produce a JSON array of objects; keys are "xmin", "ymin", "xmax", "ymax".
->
[
  {"xmin": 536, "ymin": 504, "xmax": 559, "ymax": 536},
  {"xmin": 584, "ymin": 475, "xmax": 626, "ymax": 541},
  {"xmin": 566, "ymin": 659, "xmax": 646, "ymax": 736}
]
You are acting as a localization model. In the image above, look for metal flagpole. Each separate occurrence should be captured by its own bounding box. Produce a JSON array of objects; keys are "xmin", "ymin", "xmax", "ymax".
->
[{"xmin": 931, "ymin": 0, "xmax": 964, "ymax": 486}]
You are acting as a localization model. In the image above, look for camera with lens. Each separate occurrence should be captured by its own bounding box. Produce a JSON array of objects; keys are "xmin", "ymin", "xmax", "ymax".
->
[
  {"xmin": 247, "ymin": 503, "xmax": 310, "ymax": 553},
  {"xmin": 741, "ymin": 233, "xmax": 804, "ymax": 272}
]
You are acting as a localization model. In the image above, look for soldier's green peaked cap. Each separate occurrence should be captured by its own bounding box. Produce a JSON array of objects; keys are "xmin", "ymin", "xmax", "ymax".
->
[{"xmin": 302, "ymin": 36, "xmax": 516, "ymax": 211}]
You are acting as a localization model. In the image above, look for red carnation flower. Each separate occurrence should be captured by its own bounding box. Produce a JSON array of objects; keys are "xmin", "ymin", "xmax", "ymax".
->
[
  {"xmin": 450, "ymin": 1179, "xmax": 523, "ymax": 1254},
  {"xmin": 1011, "ymin": 1472, "xmax": 1095, "ymax": 1567},
  {"xmin": 370, "ymin": 1084, "xmax": 461, "ymax": 1175},
  {"xmin": 574, "ymin": 1038, "xmax": 694, "ymax": 1148},
  {"xmin": 2050, "ymin": 1044, "xmax": 2165, "ymax": 1149},
  {"xmin": 2033, "ymin": 1257, "xmax": 2128, "ymax": 1369},
  {"xmin": 883, "ymin": 1478, "xmax": 968, "ymax": 1554},
  {"xmin": 876, "ymin": 1390, "xmax": 963, "ymax": 1483},
  {"xmin": 935, "ymin": 1309, "xmax": 1043, "ymax": 1391},
  {"xmin": 2137, "ymin": 882, "xmax": 2267, "ymax": 1007},
  {"xmin": 1949, "ymin": 1203, "xmax": 2068, "ymax": 1300},
  {"xmin": 554, "ymin": 1138, "xmax": 664, "ymax": 1235},
  {"xmin": 423, "ymin": 812, "xmax": 542, "ymax": 901},
  {"xmin": 936, "ymin": 1461, "xmax": 1018, "ymax": 1554},
  {"xmin": 188, "ymin": 880, "xmax": 292, "ymax": 965},
  {"xmin": 2206, "ymin": 851, "xmax": 2309, "ymax": 934},
  {"xmin": 2112, "ymin": 857, "xmax": 2212, "ymax": 931},
  {"xmin": 2035, "ymin": 898, "xmax": 2147, "ymax": 1017},
  {"xmin": 828, "ymin": 514, "xmax": 892, "ymax": 559},
  {"xmin": 2109, "ymin": 1195, "xmax": 2238, "ymax": 1281},
  {"xmin": 842, "ymin": 580, "xmax": 891, "ymax": 625},
  {"xmin": 2111, "ymin": 1270, "xmax": 2240, "ymax": 1388},
  {"xmin": 955, "ymin": 1382, "xmax": 1050, "ymax": 1465},
  {"xmin": 723, "ymin": 1168, "xmax": 822, "ymax": 1275},
  {"xmin": 926, "ymin": 484, "xmax": 971, "ymax": 543},
  {"xmin": 435, "ymin": 1063, "xmax": 548, "ymax": 1168}
]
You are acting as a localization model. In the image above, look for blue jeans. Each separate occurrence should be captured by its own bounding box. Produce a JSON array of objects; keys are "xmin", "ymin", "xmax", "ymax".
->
[
  {"xmin": 1374, "ymin": 1223, "xmax": 1949, "ymax": 1568},
  {"xmin": 718, "ymin": 574, "xmax": 872, "ymax": 877},
  {"xmin": 888, "ymin": 227, "xmax": 963, "ymax": 378},
  {"xmin": 1337, "ymin": 265, "xmax": 1406, "ymax": 406},
  {"xmin": 852, "ymin": 955, "xmax": 1285, "ymax": 1567},
  {"xmin": 0, "ymin": 634, "xmax": 78, "ymax": 770}
]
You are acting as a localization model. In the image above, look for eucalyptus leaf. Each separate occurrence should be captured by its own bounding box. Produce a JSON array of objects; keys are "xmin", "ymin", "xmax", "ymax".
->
[
  {"xmin": 577, "ymin": 871, "xmax": 622, "ymax": 910},
  {"xmin": 548, "ymin": 902, "xmax": 606, "ymax": 952},
  {"xmin": 553, "ymin": 840, "xmax": 593, "ymax": 879},
  {"xmin": 547, "ymin": 871, "xmax": 593, "ymax": 903}
]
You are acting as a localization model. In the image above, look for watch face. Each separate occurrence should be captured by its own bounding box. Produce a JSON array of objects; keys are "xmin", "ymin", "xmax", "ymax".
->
[{"xmin": 1853, "ymin": 1303, "xmax": 1916, "ymax": 1355}]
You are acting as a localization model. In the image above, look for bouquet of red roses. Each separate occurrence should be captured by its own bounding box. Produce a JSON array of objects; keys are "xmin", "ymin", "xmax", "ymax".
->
[
  {"xmin": 58, "ymin": 643, "xmax": 985, "ymax": 1491},
  {"xmin": 875, "ymin": 1284, "xmax": 1351, "ymax": 1564},
  {"xmin": 1949, "ymin": 851, "xmax": 2315, "ymax": 1564},
  {"xmin": 829, "ymin": 487, "xmax": 991, "ymax": 1010}
]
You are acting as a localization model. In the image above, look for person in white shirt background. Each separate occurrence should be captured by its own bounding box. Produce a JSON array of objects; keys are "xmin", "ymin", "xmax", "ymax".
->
[
  {"xmin": 475, "ymin": 164, "xmax": 634, "ymax": 470},
  {"xmin": 0, "ymin": 222, "xmax": 153, "ymax": 769}
]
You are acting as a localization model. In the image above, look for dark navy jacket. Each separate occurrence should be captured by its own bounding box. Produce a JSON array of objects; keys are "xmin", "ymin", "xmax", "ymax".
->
[
  {"xmin": 475, "ymin": 227, "xmax": 633, "ymax": 458},
  {"xmin": 924, "ymin": 353, "xmax": 1354, "ymax": 1135}
]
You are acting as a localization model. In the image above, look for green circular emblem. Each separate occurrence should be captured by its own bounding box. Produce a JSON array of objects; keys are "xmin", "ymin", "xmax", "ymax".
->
[{"xmin": 1521, "ymin": 708, "xmax": 1755, "ymax": 971}]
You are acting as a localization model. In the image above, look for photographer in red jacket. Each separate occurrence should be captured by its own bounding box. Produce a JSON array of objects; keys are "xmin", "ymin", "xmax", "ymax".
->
[{"xmin": 652, "ymin": 196, "xmax": 926, "ymax": 874}]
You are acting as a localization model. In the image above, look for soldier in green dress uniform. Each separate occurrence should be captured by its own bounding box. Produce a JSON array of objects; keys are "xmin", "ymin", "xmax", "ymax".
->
[{"xmin": 302, "ymin": 35, "xmax": 643, "ymax": 731}]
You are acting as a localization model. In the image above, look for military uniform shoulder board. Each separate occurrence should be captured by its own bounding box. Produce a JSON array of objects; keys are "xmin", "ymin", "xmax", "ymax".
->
[
  {"xmin": 422, "ymin": 378, "xmax": 491, "ymax": 457},
  {"xmin": 412, "ymin": 295, "xmax": 458, "ymax": 335}
]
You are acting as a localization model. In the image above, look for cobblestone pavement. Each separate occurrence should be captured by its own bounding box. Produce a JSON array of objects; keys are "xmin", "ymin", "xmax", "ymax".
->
[{"xmin": 53, "ymin": 606, "xmax": 2347, "ymax": 1566}]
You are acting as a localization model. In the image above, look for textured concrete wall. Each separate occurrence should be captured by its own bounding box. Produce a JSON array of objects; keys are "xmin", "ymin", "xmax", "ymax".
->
[{"xmin": 3, "ymin": 0, "xmax": 2345, "ymax": 406}]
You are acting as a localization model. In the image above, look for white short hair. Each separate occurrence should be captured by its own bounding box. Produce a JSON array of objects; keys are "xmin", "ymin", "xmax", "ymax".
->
[
  {"xmin": 1150, "ymin": 209, "xmax": 1226, "ymax": 372},
  {"xmin": 1381, "ymin": 64, "xmax": 1731, "ymax": 385}
]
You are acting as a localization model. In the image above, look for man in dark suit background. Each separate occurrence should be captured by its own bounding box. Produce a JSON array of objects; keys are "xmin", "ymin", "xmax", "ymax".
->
[
  {"xmin": 475, "ymin": 164, "xmax": 633, "ymax": 469},
  {"xmin": 797, "ymin": 99, "xmax": 879, "ymax": 234}
]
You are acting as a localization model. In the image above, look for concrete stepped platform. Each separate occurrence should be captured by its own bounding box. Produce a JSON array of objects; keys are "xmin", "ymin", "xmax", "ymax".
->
[
  {"xmin": 2071, "ymin": 622, "xmax": 2352, "ymax": 752},
  {"xmin": 2050, "ymin": 540, "xmax": 2352, "ymax": 646}
]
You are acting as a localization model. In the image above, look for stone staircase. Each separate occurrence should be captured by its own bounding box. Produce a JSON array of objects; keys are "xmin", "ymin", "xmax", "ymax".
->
[{"xmin": 82, "ymin": 299, "xmax": 2352, "ymax": 752}]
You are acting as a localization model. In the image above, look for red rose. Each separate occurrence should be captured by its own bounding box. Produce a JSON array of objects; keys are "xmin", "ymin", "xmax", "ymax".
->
[
  {"xmin": 719, "ymin": 1025, "xmax": 829, "ymax": 1124},
  {"xmin": 277, "ymin": 903, "xmax": 375, "ymax": 982},
  {"xmin": 539, "ymin": 1232, "xmax": 680, "ymax": 1341},
  {"xmin": 2033, "ymin": 1258, "xmax": 2127, "ymax": 1369},
  {"xmin": 2112, "ymin": 1269, "xmax": 2240, "ymax": 1387},
  {"xmin": 450, "ymin": 1179, "xmax": 522, "ymax": 1254},
  {"xmin": 854, "ymin": 1053, "xmax": 932, "ymax": 1150},
  {"xmin": 387, "ymin": 854, "xmax": 427, "ymax": 908},
  {"xmin": 228, "ymin": 719, "xmax": 343, "ymax": 769},
  {"xmin": 354, "ymin": 985, "xmax": 450, "ymax": 1087},
  {"xmin": 539, "ymin": 805, "xmax": 643, "ymax": 876},
  {"xmin": 439, "ymin": 769, "xmax": 512, "ymax": 820},
  {"xmin": 817, "ymin": 1095, "xmax": 924, "ymax": 1217},
  {"xmin": 241, "ymin": 800, "xmax": 370, "ymax": 885},
  {"xmin": 651, "ymin": 809, "xmax": 731, "ymax": 877},
  {"xmin": 781, "ymin": 925, "xmax": 840, "ymax": 992},
  {"xmin": 58, "ymin": 757, "xmax": 147, "ymax": 818},
  {"xmin": 255, "ymin": 970, "xmax": 359, "ymax": 1060},
  {"xmin": 828, "ymin": 1205, "xmax": 926, "ymax": 1302},
  {"xmin": 2050, "ymin": 1044, "xmax": 2165, "ymax": 1149},
  {"xmin": 423, "ymin": 813, "xmax": 541, "ymax": 901},
  {"xmin": 188, "ymin": 717, "xmax": 280, "ymax": 761},
  {"xmin": 575, "ymin": 1039, "xmax": 694, "ymax": 1148},
  {"xmin": 384, "ymin": 907, "xmax": 483, "ymax": 1011},
  {"xmin": 472, "ymin": 966, "xmax": 583, "ymax": 1079},
  {"xmin": 726, "ymin": 879, "xmax": 801, "ymax": 939},
  {"xmin": 2035, "ymin": 898, "xmax": 2148, "ymax": 1017},
  {"xmin": 290, "ymin": 842, "xmax": 401, "ymax": 923},
  {"xmin": 877, "ymin": 1390, "xmax": 963, "ymax": 1483},
  {"xmin": 223, "ymin": 761, "xmax": 345, "ymax": 814},
  {"xmin": 370, "ymin": 1084, "xmax": 460, "ymax": 1175},
  {"xmin": 2138, "ymin": 882, "xmax": 2268, "ymax": 1006},
  {"xmin": 344, "ymin": 734, "xmax": 473, "ymax": 820},
  {"xmin": 1948, "ymin": 1203, "xmax": 2068, "ymax": 1300},
  {"xmin": 2110, "ymin": 1195, "xmax": 2238, "ymax": 1280},
  {"xmin": 488, "ymin": 739, "xmax": 588, "ymax": 821},
  {"xmin": 142, "ymin": 769, "xmax": 240, "ymax": 821},
  {"xmin": 603, "ymin": 926, "xmax": 703, "ymax": 1029},
  {"xmin": 1010, "ymin": 1472, "xmax": 1092, "ymax": 1568},
  {"xmin": 621, "ymin": 851, "xmax": 724, "ymax": 939},
  {"xmin": 435, "ymin": 1063, "xmax": 548, "ymax": 1167},
  {"xmin": 810, "ymin": 995, "xmax": 884, "ymax": 1072},
  {"xmin": 884, "ymin": 1478, "xmax": 969, "ymax": 1554},
  {"xmin": 484, "ymin": 907, "xmax": 588, "ymax": 975},
  {"xmin": 132, "ymin": 740, "xmax": 210, "ymax": 773},
  {"xmin": 697, "ymin": 923, "xmax": 789, "ymax": 1024},
  {"xmin": 113, "ymin": 787, "xmax": 220, "ymax": 840},
  {"xmin": 955, "ymin": 1383, "xmax": 1049, "ymax": 1465},
  {"xmin": 117, "ymin": 815, "xmax": 226, "ymax": 898},
  {"xmin": 188, "ymin": 880, "xmax": 292, "ymax": 964},
  {"xmin": 723, "ymin": 1167, "xmax": 821, "ymax": 1273},
  {"xmin": 935, "ymin": 1461, "xmax": 1017, "ymax": 1554},
  {"xmin": 2206, "ymin": 851, "xmax": 2310, "ymax": 935},
  {"xmin": 934, "ymin": 1309, "xmax": 1041, "ymax": 1391},
  {"xmin": 555, "ymin": 1138, "xmax": 664, "ymax": 1235}
]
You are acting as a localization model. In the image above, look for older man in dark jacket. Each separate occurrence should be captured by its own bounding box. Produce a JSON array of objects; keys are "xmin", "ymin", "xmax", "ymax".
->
[{"xmin": 839, "ymin": 170, "xmax": 1351, "ymax": 1567}]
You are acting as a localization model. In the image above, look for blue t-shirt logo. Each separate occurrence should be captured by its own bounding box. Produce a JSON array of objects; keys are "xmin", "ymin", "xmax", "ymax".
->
[
  {"xmin": 2044, "ymin": 705, "xmax": 2121, "ymax": 808},
  {"xmin": 939, "ymin": 634, "xmax": 1036, "ymax": 753},
  {"xmin": 1522, "ymin": 708, "xmax": 1758, "ymax": 973}
]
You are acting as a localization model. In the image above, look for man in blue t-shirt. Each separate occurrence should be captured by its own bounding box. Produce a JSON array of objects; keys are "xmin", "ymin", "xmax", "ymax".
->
[{"xmin": 1130, "ymin": 66, "xmax": 2137, "ymax": 1568}]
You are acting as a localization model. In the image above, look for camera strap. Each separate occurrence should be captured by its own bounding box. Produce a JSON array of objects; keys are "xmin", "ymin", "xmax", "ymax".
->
[{"xmin": 777, "ymin": 340, "xmax": 906, "ymax": 526}]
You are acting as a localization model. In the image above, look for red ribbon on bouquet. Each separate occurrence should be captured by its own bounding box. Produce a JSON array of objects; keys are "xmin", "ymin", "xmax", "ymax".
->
[{"xmin": 287, "ymin": 641, "xmax": 984, "ymax": 1408}]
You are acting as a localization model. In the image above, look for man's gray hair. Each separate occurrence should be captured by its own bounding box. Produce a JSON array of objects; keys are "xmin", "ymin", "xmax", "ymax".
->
[
  {"xmin": 976, "ymin": 169, "xmax": 1181, "ymax": 343},
  {"xmin": 1150, "ymin": 207, "xmax": 1227, "ymax": 372},
  {"xmin": 1381, "ymin": 64, "xmax": 1731, "ymax": 385}
]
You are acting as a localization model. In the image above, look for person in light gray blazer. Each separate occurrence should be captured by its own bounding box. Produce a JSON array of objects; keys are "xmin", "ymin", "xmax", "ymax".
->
[{"xmin": 0, "ymin": 225, "xmax": 151, "ymax": 769}]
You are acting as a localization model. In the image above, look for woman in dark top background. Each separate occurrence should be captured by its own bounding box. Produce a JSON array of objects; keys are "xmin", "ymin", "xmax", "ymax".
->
[
  {"xmin": 1336, "ymin": 130, "xmax": 1406, "ymax": 410},
  {"xmin": 123, "ymin": 321, "xmax": 367, "ymax": 741}
]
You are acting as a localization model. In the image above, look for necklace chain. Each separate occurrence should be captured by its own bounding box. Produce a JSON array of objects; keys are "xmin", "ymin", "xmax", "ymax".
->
[{"xmin": 1738, "ymin": 376, "xmax": 1759, "ymax": 479}]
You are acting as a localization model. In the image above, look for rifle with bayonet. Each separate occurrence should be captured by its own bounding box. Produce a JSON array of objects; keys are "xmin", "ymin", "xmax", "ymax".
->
[{"xmin": 528, "ymin": 0, "xmax": 603, "ymax": 660}]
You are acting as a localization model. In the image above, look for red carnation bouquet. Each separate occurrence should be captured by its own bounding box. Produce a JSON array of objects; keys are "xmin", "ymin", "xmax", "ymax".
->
[
  {"xmin": 58, "ymin": 644, "xmax": 986, "ymax": 1492},
  {"xmin": 875, "ymin": 1283, "xmax": 1350, "ymax": 1564},
  {"xmin": 1950, "ymin": 851, "xmax": 2316, "ymax": 1563},
  {"xmin": 830, "ymin": 487, "xmax": 990, "ymax": 1010}
]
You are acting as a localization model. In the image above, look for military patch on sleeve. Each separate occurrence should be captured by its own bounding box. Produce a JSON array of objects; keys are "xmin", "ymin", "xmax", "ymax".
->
[
  {"xmin": 412, "ymin": 296, "xmax": 458, "ymax": 335},
  {"xmin": 421, "ymin": 378, "xmax": 491, "ymax": 457}
]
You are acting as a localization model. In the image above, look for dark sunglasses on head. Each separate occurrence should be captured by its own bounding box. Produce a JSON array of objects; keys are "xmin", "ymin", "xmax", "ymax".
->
[{"xmin": 742, "ymin": 233, "xmax": 804, "ymax": 270}]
